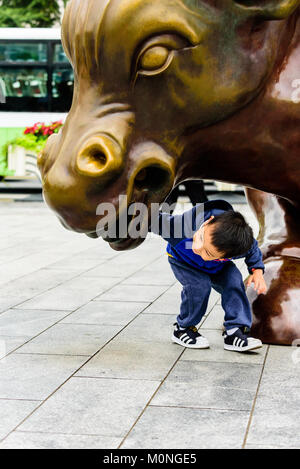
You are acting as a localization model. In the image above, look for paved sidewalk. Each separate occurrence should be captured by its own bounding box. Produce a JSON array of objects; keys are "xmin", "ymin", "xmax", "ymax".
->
[{"xmin": 0, "ymin": 198, "xmax": 299, "ymax": 449}]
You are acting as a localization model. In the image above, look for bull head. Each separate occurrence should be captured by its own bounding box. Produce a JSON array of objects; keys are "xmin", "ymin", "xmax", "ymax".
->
[{"xmin": 38, "ymin": 0, "xmax": 300, "ymax": 250}]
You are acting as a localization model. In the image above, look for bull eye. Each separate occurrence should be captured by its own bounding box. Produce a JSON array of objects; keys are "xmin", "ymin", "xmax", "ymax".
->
[
  {"xmin": 134, "ymin": 34, "xmax": 191, "ymax": 81},
  {"xmin": 137, "ymin": 45, "xmax": 176, "ymax": 77},
  {"xmin": 139, "ymin": 46, "xmax": 170, "ymax": 72}
]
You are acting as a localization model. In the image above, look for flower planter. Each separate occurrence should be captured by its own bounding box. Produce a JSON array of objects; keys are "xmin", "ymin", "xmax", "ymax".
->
[
  {"xmin": 4, "ymin": 121, "xmax": 63, "ymax": 181},
  {"xmin": 7, "ymin": 145, "xmax": 40, "ymax": 180}
]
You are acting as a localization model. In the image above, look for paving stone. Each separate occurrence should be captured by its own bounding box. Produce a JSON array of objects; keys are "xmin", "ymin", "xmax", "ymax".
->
[
  {"xmin": 167, "ymin": 360, "xmax": 260, "ymax": 392},
  {"xmin": 0, "ymin": 354, "xmax": 86, "ymax": 400},
  {"xmin": 0, "ymin": 269, "xmax": 78, "ymax": 301},
  {"xmin": 0, "ymin": 309, "xmax": 70, "ymax": 337},
  {"xmin": 121, "ymin": 407, "xmax": 249, "ymax": 449},
  {"xmin": 246, "ymin": 386, "xmax": 300, "ymax": 448},
  {"xmin": 200, "ymin": 304, "xmax": 225, "ymax": 330},
  {"xmin": 0, "ymin": 239, "xmax": 54, "ymax": 266},
  {"xmin": 245, "ymin": 344, "xmax": 300, "ymax": 446},
  {"xmin": 142, "ymin": 256, "xmax": 174, "ymax": 272},
  {"xmin": 74, "ymin": 314, "xmax": 182, "ymax": 380},
  {"xmin": 17, "ymin": 276, "xmax": 120, "ymax": 311},
  {"xmin": 0, "ymin": 335, "xmax": 32, "ymax": 358},
  {"xmin": 142, "ymin": 282, "xmax": 218, "ymax": 319},
  {"xmin": 76, "ymin": 340, "xmax": 181, "ymax": 381},
  {"xmin": 75, "ymin": 243, "xmax": 123, "ymax": 260},
  {"xmin": 0, "ymin": 297, "xmax": 26, "ymax": 314},
  {"xmin": 259, "ymin": 345, "xmax": 300, "ymax": 392},
  {"xmin": 121, "ymin": 269, "xmax": 175, "ymax": 286},
  {"xmin": 80, "ymin": 262, "xmax": 134, "ymax": 278},
  {"xmin": 81, "ymin": 251, "xmax": 161, "ymax": 279},
  {"xmin": 0, "ymin": 431, "xmax": 122, "ymax": 449},
  {"xmin": 152, "ymin": 382, "xmax": 254, "ymax": 412},
  {"xmin": 16, "ymin": 323, "xmax": 122, "ymax": 356},
  {"xmin": 82, "ymin": 261, "xmax": 132, "ymax": 281},
  {"xmin": 0, "ymin": 399, "xmax": 40, "ymax": 440},
  {"xmin": 0, "ymin": 251, "xmax": 73, "ymax": 286},
  {"xmin": 18, "ymin": 377, "xmax": 159, "ymax": 437},
  {"xmin": 97, "ymin": 284, "xmax": 168, "ymax": 303},
  {"xmin": 141, "ymin": 283, "xmax": 181, "ymax": 315},
  {"xmin": 264, "ymin": 344, "xmax": 300, "ymax": 371},
  {"xmin": 45, "ymin": 255, "xmax": 108, "ymax": 272},
  {"xmin": 244, "ymin": 443, "xmax": 295, "ymax": 449},
  {"xmin": 115, "ymin": 313, "xmax": 177, "ymax": 343},
  {"xmin": 205, "ymin": 290, "xmax": 221, "ymax": 314},
  {"xmin": 61, "ymin": 301, "xmax": 149, "ymax": 326},
  {"xmin": 151, "ymin": 360, "xmax": 258, "ymax": 411}
]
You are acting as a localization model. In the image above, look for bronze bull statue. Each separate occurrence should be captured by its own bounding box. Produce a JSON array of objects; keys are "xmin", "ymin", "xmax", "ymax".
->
[{"xmin": 38, "ymin": 0, "xmax": 300, "ymax": 345}]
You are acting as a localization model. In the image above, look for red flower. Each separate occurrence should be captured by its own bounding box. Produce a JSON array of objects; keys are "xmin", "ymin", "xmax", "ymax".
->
[{"xmin": 24, "ymin": 120, "xmax": 63, "ymax": 139}]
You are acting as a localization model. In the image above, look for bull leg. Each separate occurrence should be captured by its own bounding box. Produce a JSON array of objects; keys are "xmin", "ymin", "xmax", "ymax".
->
[
  {"xmin": 184, "ymin": 180, "xmax": 208, "ymax": 205},
  {"xmin": 245, "ymin": 188, "xmax": 300, "ymax": 345}
]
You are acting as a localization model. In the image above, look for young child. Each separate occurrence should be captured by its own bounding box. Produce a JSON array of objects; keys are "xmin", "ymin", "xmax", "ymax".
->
[{"xmin": 150, "ymin": 199, "xmax": 267, "ymax": 352}]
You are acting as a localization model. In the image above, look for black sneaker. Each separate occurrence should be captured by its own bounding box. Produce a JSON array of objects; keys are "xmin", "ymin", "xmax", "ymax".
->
[
  {"xmin": 172, "ymin": 323, "xmax": 210, "ymax": 349},
  {"xmin": 223, "ymin": 327, "xmax": 262, "ymax": 352}
]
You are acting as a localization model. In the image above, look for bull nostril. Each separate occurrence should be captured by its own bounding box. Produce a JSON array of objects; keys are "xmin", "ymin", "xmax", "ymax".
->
[
  {"xmin": 135, "ymin": 168, "xmax": 148, "ymax": 182},
  {"xmin": 85, "ymin": 145, "xmax": 107, "ymax": 167},
  {"xmin": 76, "ymin": 135, "xmax": 123, "ymax": 179},
  {"xmin": 134, "ymin": 165, "xmax": 171, "ymax": 193}
]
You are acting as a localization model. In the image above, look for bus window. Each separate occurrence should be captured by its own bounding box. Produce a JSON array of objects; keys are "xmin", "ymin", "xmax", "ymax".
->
[
  {"xmin": 0, "ymin": 67, "xmax": 48, "ymax": 111},
  {"xmin": 0, "ymin": 43, "xmax": 47, "ymax": 63},
  {"xmin": 53, "ymin": 44, "xmax": 69, "ymax": 63},
  {"xmin": 0, "ymin": 34, "xmax": 74, "ymax": 112},
  {"xmin": 52, "ymin": 67, "xmax": 74, "ymax": 112}
]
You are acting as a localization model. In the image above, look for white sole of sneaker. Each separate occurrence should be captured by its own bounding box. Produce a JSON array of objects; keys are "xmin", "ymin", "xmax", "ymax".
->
[
  {"xmin": 172, "ymin": 336, "xmax": 210, "ymax": 349},
  {"xmin": 224, "ymin": 341, "xmax": 263, "ymax": 352}
]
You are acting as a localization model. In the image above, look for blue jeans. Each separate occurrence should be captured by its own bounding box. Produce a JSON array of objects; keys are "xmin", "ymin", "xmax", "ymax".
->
[{"xmin": 168, "ymin": 257, "xmax": 252, "ymax": 330}]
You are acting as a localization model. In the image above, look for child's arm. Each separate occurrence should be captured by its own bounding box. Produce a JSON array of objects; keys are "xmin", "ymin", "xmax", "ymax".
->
[
  {"xmin": 148, "ymin": 209, "xmax": 185, "ymax": 246},
  {"xmin": 149, "ymin": 200, "xmax": 231, "ymax": 246},
  {"xmin": 245, "ymin": 240, "xmax": 267, "ymax": 294},
  {"xmin": 244, "ymin": 239, "xmax": 265, "ymax": 274}
]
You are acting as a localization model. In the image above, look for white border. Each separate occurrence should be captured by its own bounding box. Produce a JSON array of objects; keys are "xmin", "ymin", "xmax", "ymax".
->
[{"xmin": 0, "ymin": 28, "xmax": 62, "ymax": 41}]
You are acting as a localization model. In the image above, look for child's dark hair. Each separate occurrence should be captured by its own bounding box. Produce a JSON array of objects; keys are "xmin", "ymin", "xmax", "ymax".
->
[{"xmin": 208, "ymin": 211, "xmax": 253, "ymax": 258}]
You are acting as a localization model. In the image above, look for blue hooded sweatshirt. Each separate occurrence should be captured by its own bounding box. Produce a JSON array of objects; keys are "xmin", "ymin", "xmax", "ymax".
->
[{"xmin": 150, "ymin": 199, "xmax": 264, "ymax": 275}]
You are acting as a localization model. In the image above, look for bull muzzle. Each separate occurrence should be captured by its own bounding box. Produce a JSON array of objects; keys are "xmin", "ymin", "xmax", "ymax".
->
[{"xmin": 38, "ymin": 121, "xmax": 176, "ymax": 250}]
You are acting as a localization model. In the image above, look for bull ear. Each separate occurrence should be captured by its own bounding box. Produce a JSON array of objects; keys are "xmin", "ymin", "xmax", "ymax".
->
[{"xmin": 234, "ymin": 0, "xmax": 300, "ymax": 19}]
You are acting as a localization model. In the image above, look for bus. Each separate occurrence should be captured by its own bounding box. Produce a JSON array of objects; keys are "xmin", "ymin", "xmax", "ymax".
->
[{"xmin": 0, "ymin": 28, "xmax": 73, "ymax": 179}]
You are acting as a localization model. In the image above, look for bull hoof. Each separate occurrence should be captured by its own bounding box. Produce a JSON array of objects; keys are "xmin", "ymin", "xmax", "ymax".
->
[{"xmin": 247, "ymin": 256, "xmax": 300, "ymax": 345}]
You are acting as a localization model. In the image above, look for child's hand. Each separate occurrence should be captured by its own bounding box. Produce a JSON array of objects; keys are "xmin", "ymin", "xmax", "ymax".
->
[{"xmin": 247, "ymin": 269, "xmax": 267, "ymax": 295}]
